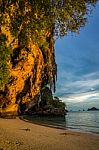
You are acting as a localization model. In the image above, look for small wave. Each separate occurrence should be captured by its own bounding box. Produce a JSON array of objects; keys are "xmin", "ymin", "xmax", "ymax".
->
[
  {"xmin": 67, "ymin": 124, "xmax": 99, "ymax": 129},
  {"xmin": 66, "ymin": 126, "xmax": 99, "ymax": 134}
]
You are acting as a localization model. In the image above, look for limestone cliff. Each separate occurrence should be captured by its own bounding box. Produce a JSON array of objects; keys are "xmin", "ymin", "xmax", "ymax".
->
[{"xmin": 0, "ymin": 6, "xmax": 57, "ymax": 116}]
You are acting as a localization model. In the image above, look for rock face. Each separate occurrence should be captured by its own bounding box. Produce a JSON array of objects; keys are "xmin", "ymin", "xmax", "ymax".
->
[
  {"xmin": 0, "ymin": 17, "xmax": 56, "ymax": 117},
  {"xmin": 26, "ymin": 87, "xmax": 66, "ymax": 116},
  {"xmin": 87, "ymin": 107, "xmax": 99, "ymax": 111}
]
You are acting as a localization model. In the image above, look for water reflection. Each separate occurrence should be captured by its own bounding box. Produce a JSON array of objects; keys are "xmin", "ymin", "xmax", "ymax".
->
[{"xmin": 24, "ymin": 111, "xmax": 99, "ymax": 133}]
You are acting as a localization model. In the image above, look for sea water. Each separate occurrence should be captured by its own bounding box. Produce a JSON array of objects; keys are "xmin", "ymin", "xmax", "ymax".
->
[
  {"xmin": 24, "ymin": 111, "xmax": 99, "ymax": 134},
  {"xmin": 65, "ymin": 111, "xmax": 99, "ymax": 134}
]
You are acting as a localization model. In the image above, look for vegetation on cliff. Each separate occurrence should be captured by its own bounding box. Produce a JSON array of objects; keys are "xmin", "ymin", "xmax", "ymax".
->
[
  {"xmin": 0, "ymin": 0, "xmax": 98, "ymax": 115},
  {"xmin": 26, "ymin": 87, "xmax": 66, "ymax": 116},
  {"xmin": 0, "ymin": 34, "xmax": 11, "ymax": 89}
]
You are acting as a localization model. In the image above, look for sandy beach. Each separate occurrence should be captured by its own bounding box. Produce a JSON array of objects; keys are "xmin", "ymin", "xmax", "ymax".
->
[{"xmin": 0, "ymin": 117, "xmax": 99, "ymax": 150}]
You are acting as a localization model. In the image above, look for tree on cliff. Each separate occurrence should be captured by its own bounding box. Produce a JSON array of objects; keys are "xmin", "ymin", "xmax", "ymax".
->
[
  {"xmin": 0, "ymin": 0, "xmax": 97, "ymax": 40},
  {"xmin": 0, "ymin": 0, "xmax": 97, "ymax": 82},
  {"xmin": 0, "ymin": 0, "xmax": 98, "ymax": 114}
]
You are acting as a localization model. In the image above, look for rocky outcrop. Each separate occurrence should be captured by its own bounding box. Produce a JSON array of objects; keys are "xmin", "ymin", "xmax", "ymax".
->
[
  {"xmin": 0, "ymin": 14, "xmax": 57, "ymax": 117},
  {"xmin": 87, "ymin": 107, "xmax": 99, "ymax": 111},
  {"xmin": 26, "ymin": 87, "xmax": 66, "ymax": 116}
]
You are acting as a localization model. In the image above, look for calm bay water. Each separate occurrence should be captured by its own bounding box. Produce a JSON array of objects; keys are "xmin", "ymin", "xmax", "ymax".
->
[
  {"xmin": 24, "ymin": 111, "xmax": 99, "ymax": 134},
  {"xmin": 65, "ymin": 111, "xmax": 99, "ymax": 134}
]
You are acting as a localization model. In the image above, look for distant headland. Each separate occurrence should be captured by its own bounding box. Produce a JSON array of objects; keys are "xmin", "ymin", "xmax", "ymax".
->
[{"xmin": 87, "ymin": 107, "xmax": 99, "ymax": 111}]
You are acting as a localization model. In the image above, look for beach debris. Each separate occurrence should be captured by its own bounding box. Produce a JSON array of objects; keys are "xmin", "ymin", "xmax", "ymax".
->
[
  {"xmin": 61, "ymin": 132, "xmax": 80, "ymax": 136},
  {"xmin": 15, "ymin": 141, "xmax": 23, "ymax": 146},
  {"xmin": 21, "ymin": 128, "xmax": 30, "ymax": 131}
]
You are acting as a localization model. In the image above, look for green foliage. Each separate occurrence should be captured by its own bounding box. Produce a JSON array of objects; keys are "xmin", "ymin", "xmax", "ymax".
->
[
  {"xmin": 0, "ymin": 34, "xmax": 11, "ymax": 89},
  {"xmin": 0, "ymin": 0, "xmax": 97, "ymax": 43},
  {"xmin": 40, "ymin": 87, "xmax": 53, "ymax": 108},
  {"xmin": 39, "ymin": 87, "xmax": 65, "ymax": 111},
  {"xmin": 53, "ymin": 96, "xmax": 65, "ymax": 110}
]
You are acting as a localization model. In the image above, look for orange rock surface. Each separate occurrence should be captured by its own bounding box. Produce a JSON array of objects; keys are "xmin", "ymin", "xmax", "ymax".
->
[{"xmin": 0, "ymin": 8, "xmax": 56, "ymax": 115}]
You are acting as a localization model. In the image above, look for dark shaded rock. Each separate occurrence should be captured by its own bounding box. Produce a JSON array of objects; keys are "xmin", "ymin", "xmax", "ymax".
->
[
  {"xmin": 87, "ymin": 107, "xmax": 99, "ymax": 111},
  {"xmin": 26, "ymin": 87, "xmax": 66, "ymax": 116}
]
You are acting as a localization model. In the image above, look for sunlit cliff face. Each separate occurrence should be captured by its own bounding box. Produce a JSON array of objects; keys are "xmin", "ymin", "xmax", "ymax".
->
[
  {"xmin": 1, "ymin": 27, "xmax": 44, "ymax": 114},
  {"xmin": 0, "ymin": 5, "xmax": 56, "ymax": 115}
]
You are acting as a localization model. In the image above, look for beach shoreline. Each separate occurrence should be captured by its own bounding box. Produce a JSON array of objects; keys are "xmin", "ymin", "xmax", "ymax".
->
[
  {"xmin": 20, "ymin": 115, "xmax": 99, "ymax": 136},
  {"xmin": 0, "ymin": 117, "xmax": 99, "ymax": 150}
]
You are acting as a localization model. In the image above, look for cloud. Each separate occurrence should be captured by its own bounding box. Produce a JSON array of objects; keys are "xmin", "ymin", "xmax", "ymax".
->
[
  {"xmin": 55, "ymin": 71, "xmax": 99, "ymax": 110},
  {"xmin": 60, "ymin": 91, "xmax": 99, "ymax": 103},
  {"xmin": 64, "ymin": 78, "xmax": 99, "ymax": 90},
  {"xmin": 56, "ymin": 71, "xmax": 99, "ymax": 96},
  {"xmin": 59, "ymin": 91, "xmax": 99, "ymax": 111}
]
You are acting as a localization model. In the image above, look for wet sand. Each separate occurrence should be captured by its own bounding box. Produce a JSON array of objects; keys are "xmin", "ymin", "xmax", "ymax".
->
[{"xmin": 0, "ymin": 117, "xmax": 99, "ymax": 150}]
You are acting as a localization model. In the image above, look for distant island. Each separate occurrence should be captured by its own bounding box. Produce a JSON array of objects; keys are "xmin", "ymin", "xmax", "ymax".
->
[{"xmin": 87, "ymin": 107, "xmax": 99, "ymax": 111}]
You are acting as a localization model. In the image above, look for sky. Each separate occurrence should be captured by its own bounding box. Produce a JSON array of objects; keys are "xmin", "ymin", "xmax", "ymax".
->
[{"xmin": 55, "ymin": 3, "xmax": 99, "ymax": 111}]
